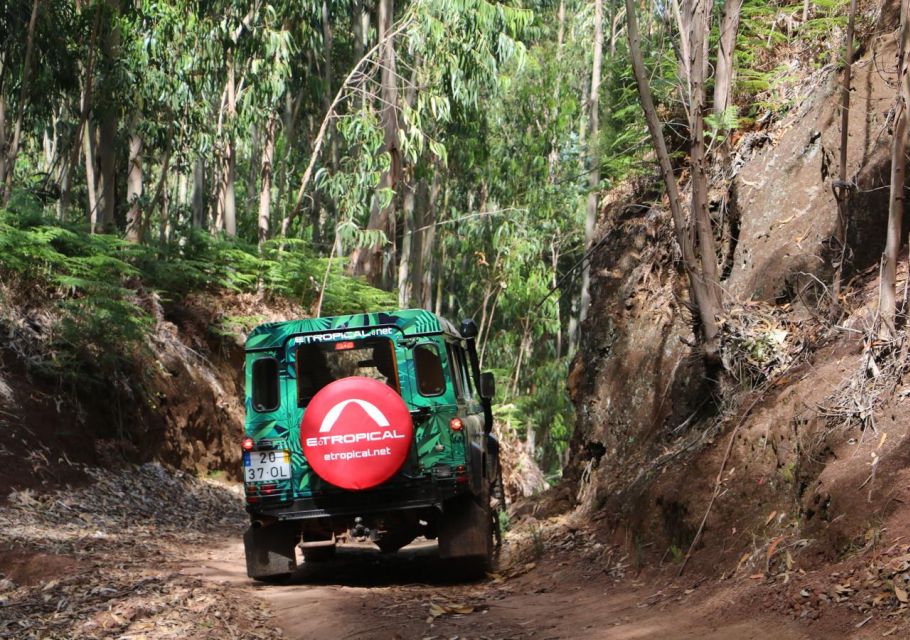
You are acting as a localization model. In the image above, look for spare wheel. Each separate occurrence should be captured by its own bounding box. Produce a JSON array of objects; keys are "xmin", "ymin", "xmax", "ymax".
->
[{"xmin": 300, "ymin": 376, "xmax": 414, "ymax": 490}]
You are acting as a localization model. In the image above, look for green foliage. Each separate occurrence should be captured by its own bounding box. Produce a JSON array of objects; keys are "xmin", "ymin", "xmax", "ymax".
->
[{"xmin": 0, "ymin": 199, "xmax": 393, "ymax": 384}]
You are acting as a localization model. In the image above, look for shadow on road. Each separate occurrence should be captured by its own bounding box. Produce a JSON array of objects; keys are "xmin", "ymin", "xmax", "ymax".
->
[{"xmin": 287, "ymin": 539, "xmax": 492, "ymax": 587}]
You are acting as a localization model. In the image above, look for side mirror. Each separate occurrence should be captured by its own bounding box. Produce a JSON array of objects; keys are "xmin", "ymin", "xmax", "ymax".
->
[
  {"xmin": 460, "ymin": 319, "xmax": 478, "ymax": 339},
  {"xmin": 479, "ymin": 371, "xmax": 495, "ymax": 400}
]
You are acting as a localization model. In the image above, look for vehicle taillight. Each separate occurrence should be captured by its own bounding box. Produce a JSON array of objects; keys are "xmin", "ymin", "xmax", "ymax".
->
[
  {"xmin": 335, "ymin": 341, "xmax": 355, "ymax": 350},
  {"xmin": 241, "ymin": 437, "xmax": 255, "ymax": 451},
  {"xmin": 449, "ymin": 418, "xmax": 463, "ymax": 431}
]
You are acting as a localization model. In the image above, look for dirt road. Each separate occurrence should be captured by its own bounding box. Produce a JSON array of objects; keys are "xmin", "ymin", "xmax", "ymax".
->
[
  {"xmin": 184, "ymin": 535, "xmax": 861, "ymax": 640},
  {"xmin": 3, "ymin": 466, "xmax": 906, "ymax": 639}
]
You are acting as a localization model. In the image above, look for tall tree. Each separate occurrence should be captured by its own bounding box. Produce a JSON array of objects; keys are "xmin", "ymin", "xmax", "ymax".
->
[
  {"xmin": 125, "ymin": 117, "xmax": 142, "ymax": 242},
  {"xmin": 881, "ymin": 0, "xmax": 910, "ymax": 337},
  {"xmin": 579, "ymin": 0, "xmax": 603, "ymax": 326},
  {"xmin": 351, "ymin": 0, "xmax": 401, "ymax": 286},
  {"xmin": 831, "ymin": 0, "xmax": 858, "ymax": 318},
  {"xmin": 624, "ymin": 0, "xmax": 723, "ymax": 360}
]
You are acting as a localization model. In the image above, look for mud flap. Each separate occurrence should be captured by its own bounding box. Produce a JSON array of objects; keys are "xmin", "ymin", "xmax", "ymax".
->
[
  {"xmin": 244, "ymin": 522, "xmax": 298, "ymax": 580},
  {"xmin": 437, "ymin": 494, "xmax": 492, "ymax": 561}
]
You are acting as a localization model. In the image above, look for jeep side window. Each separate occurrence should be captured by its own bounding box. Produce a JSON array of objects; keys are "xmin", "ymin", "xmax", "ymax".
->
[
  {"xmin": 414, "ymin": 343, "xmax": 445, "ymax": 396},
  {"xmin": 457, "ymin": 345, "xmax": 474, "ymax": 398},
  {"xmin": 446, "ymin": 343, "xmax": 465, "ymax": 399},
  {"xmin": 251, "ymin": 357, "xmax": 280, "ymax": 412}
]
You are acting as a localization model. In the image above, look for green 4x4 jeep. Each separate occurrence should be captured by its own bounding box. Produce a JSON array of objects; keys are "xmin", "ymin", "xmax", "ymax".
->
[{"xmin": 242, "ymin": 309, "xmax": 502, "ymax": 581}]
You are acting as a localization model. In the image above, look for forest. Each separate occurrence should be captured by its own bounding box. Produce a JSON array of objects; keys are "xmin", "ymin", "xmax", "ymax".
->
[
  {"xmin": 0, "ymin": 0, "xmax": 864, "ymax": 477},
  {"xmin": 4, "ymin": 0, "xmax": 910, "ymax": 637}
]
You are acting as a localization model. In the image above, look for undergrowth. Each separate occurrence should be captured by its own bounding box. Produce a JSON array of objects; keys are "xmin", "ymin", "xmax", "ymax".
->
[{"xmin": 0, "ymin": 195, "xmax": 395, "ymax": 389}]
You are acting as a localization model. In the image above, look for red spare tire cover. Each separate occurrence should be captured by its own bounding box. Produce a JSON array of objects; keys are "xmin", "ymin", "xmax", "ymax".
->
[{"xmin": 301, "ymin": 376, "xmax": 414, "ymax": 490}]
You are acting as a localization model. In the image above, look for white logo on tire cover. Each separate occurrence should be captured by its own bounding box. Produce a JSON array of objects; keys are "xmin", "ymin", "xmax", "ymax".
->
[{"xmin": 319, "ymin": 399, "xmax": 391, "ymax": 433}]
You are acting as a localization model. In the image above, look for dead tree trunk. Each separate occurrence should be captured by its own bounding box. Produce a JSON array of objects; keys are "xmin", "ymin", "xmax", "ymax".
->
[
  {"xmin": 625, "ymin": 0, "xmax": 723, "ymax": 360},
  {"xmin": 881, "ymin": 0, "xmax": 910, "ymax": 337}
]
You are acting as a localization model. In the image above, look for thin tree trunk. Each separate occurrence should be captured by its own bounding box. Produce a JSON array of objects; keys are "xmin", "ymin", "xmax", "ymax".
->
[
  {"xmin": 248, "ymin": 122, "xmax": 260, "ymax": 213},
  {"xmin": 61, "ymin": 6, "xmax": 101, "ymax": 219},
  {"xmin": 158, "ymin": 174, "xmax": 170, "ymax": 248},
  {"xmin": 688, "ymin": 0, "xmax": 721, "ymax": 303},
  {"xmin": 192, "ymin": 158, "xmax": 205, "ymax": 229},
  {"xmin": 398, "ymin": 181, "xmax": 415, "ymax": 306},
  {"xmin": 2, "ymin": 0, "xmax": 41, "ymax": 203},
  {"xmin": 147, "ymin": 143, "xmax": 171, "ymax": 241},
  {"xmin": 125, "ymin": 122, "xmax": 143, "ymax": 242},
  {"xmin": 84, "ymin": 123, "xmax": 99, "ymax": 230},
  {"xmin": 351, "ymin": 0, "xmax": 401, "ymax": 285},
  {"xmin": 322, "ymin": 0, "xmax": 339, "ymax": 170},
  {"xmin": 552, "ymin": 241, "xmax": 562, "ymax": 358},
  {"xmin": 881, "ymin": 0, "xmax": 910, "ymax": 337},
  {"xmin": 221, "ymin": 49, "xmax": 238, "ymax": 236},
  {"xmin": 580, "ymin": 0, "xmax": 604, "ymax": 325},
  {"xmin": 713, "ymin": 0, "xmax": 743, "ymax": 119},
  {"xmin": 625, "ymin": 0, "xmax": 723, "ymax": 359},
  {"xmin": 257, "ymin": 113, "xmax": 278, "ymax": 247},
  {"xmin": 831, "ymin": 0, "xmax": 858, "ymax": 319},
  {"xmin": 96, "ymin": 0, "xmax": 121, "ymax": 232},
  {"xmin": 421, "ymin": 171, "xmax": 441, "ymax": 310},
  {"xmin": 0, "ymin": 92, "xmax": 7, "ymax": 194},
  {"xmin": 548, "ymin": 1, "xmax": 567, "ymax": 182}
]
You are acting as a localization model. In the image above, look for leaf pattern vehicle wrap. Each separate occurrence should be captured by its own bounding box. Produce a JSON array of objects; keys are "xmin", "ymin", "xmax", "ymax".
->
[{"xmin": 243, "ymin": 309, "xmax": 484, "ymax": 502}]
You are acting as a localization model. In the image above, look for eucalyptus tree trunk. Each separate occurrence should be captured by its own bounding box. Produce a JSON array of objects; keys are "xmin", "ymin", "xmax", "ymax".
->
[
  {"xmin": 96, "ymin": 0, "xmax": 121, "ymax": 233},
  {"xmin": 398, "ymin": 181, "xmax": 415, "ymax": 306},
  {"xmin": 0, "ymin": 89, "xmax": 7, "ymax": 196},
  {"xmin": 125, "ymin": 122, "xmax": 143, "ymax": 243},
  {"xmin": 322, "ymin": 0, "xmax": 339, "ymax": 170},
  {"xmin": 686, "ymin": 0, "xmax": 721, "ymax": 300},
  {"xmin": 351, "ymin": 0, "xmax": 400, "ymax": 286},
  {"xmin": 61, "ymin": 6, "xmax": 100, "ymax": 220},
  {"xmin": 881, "ymin": 0, "xmax": 910, "ymax": 337},
  {"xmin": 84, "ymin": 124, "xmax": 100, "ymax": 231},
  {"xmin": 257, "ymin": 114, "xmax": 278, "ymax": 247},
  {"xmin": 217, "ymin": 50, "xmax": 238, "ymax": 236},
  {"xmin": 831, "ymin": 0, "xmax": 858, "ymax": 318},
  {"xmin": 420, "ymin": 171, "xmax": 441, "ymax": 310},
  {"xmin": 548, "ymin": 1, "xmax": 567, "ymax": 181},
  {"xmin": 579, "ymin": 0, "xmax": 604, "ymax": 325},
  {"xmin": 625, "ymin": 0, "xmax": 723, "ymax": 360},
  {"xmin": 713, "ymin": 0, "xmax": 742, "ymax": 120},
  {"xmin": 2, "ymin": 0, "xmax": 41, "ymax": 204},
  {"xmin": 192, "ymin": 158, "xmax": 205, "ymax": 229}
]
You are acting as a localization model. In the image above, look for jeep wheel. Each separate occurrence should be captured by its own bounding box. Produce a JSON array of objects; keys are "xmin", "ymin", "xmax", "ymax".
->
[
  {"xmin": 244, "ymin": 522, "xmax": 298, "ymax": 582},
  {"xmin": 437, "ymin": 491, "xmax": 494, "ymax": 577}
]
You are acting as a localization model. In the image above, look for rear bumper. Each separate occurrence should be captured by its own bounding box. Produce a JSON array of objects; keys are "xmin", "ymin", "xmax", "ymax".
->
[{"xmin": 247, "ymin": 481, "xmax": 464, "ymax": 521}]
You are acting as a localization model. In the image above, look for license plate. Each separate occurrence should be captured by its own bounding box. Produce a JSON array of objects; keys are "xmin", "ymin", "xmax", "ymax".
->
[{"xmin": 243, "ymin": 450, "xmax": 291, "ymax": 482}]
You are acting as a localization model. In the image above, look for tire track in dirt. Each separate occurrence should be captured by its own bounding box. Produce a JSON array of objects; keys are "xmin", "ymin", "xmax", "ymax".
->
[{"xmin": 188, "ymin": 538, "xmax": 823, "ymax": 640}]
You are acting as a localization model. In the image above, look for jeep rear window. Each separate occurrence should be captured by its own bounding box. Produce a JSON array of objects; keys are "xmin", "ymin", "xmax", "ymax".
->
[
  {"xmin": 296, "ymin": 338, "xmax": 399, "ymax": 406},
  {"xmin": 251, "ymin": 357, "xmax": 280, "ymax": 412},
  {"xmin": 414, "ymin": 343, "xmax": 445, "ymax": 396}
]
